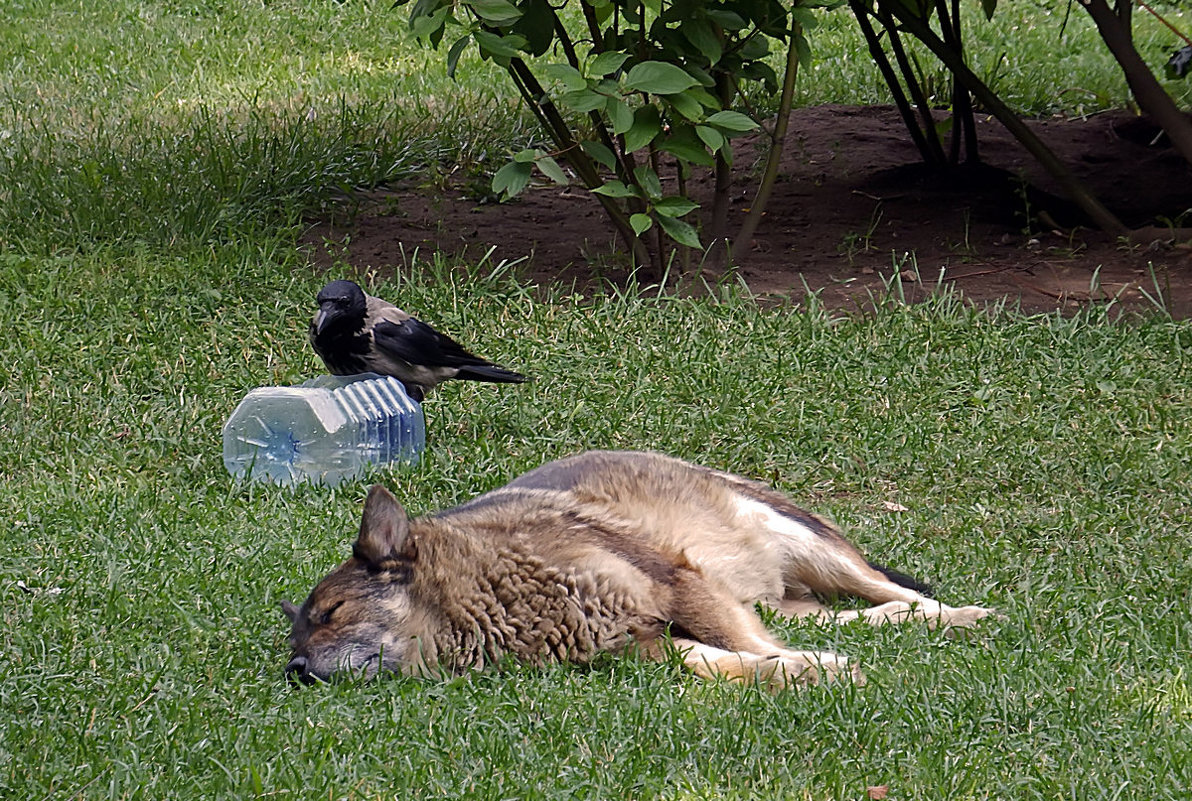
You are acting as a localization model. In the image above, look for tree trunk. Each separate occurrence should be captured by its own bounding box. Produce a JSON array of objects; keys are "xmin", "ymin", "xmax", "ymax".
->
[{"xmin": 1078, "ymin": 0, "xmax": 1192, "ymax": 166}]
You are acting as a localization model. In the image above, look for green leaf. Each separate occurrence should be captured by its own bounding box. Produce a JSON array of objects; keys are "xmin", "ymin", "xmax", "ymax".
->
[
  {"xmin": 695, "ymin": 124, "xmax": 724, "ymax": 152},
  {"xmin": 510, "ymin": 0, "xmax": 555, "ymax": 56},
  {"xmin": 492, "ymin": 161, "xmax": 532, "ymax": 199},
  {"xmin": 706, "ymin": 110, "xmax": 757, "ymax": 133},
  {"xmin": 623, "ymin": 105, "xmax": 661, "ymax": 152},
  {"xmin": 592, "ymin": 1, "xmax": 614, "ymax": 25},
  {"xmin": 559, "ymin": 88, "xmax": 609, "ymax": 113},
  {"xmin": 633, "ymin": 165, "xmax": 663, "ymax": 200},
  {"xmin": 630, "ymin": 213, "xmax": 653, "ymax": 236},
  {"xmin": 541, "ymin": 63, "xmax": 588, "ymax": 92},
  {"xmin": 607, "ymin": 98, "xmax": 635, "ymax": 134},
  {"xmin": 580, "ymin": 141, "xmax": 618, "ymax": 171},
  {"xmin": 738, "ymin": 61, "xmax": 779, "ymax": 94},
  {"xmin": 705, "ymin": 9, "xmax": 746, "ymax": 30},
  {"xmin": 792, "ymin": 27, "xmax": 812, "ymax": 69},
  {"xmin": 592, "ymin": 180, "xmax": 640, "ymax": 199},
  {"xmin": 683, "ymin": 64, "xmax": 716, "ymax": 88},
  {"xmin": 791, "ymin": 7, "xmax": 820, "ymax": 27},
  {"xmin": 682, "ymin": 19, "xmax": 723, "ymax": 64},
  {"xmin": 535, "ymin": 156, "xmax": 569, "ymax": 185},
  {"xmin": 653, "ymin": 196, "xmax": 699, "ymax": 218},
  {"xmin": 409, "ymin": 0, "xmax": 446, "ymax": 24},
  {"xmin": 656, "ymin": 213, "xmax": 702, "ymax": 249},
  {"xmin": 513, "ymin": 148, "xmax": 541, "ymax": 163},
  {"xmin": 465, "ymin": 0, "xmax": 523, "ymax": 23},
  {"xmin": 473, "ymin": 30, "xmax": 526, "ymax": 59},
  {"xmin": 658, "ymin": 132, "xmax": 714, "ymax": 166},
  {"xmin": 623, "ymin": 61, "xmax": 700, "ymax": 95},
  {"xmin": 589, "ymin": 51, "xmax": 631, "ymax": 76},
  {"xmin": 683, "ymin": 86, "xmax": 720, "ymax": 109},
  {"xmin": 410, "ymin": 6, "xmax": 449, "ymax": 41},
  {"xmin": 446, "ymin": 35, "xmax": 470, "ymax": 79},
  {"xmin": 739, "ymin": 36, "xmax": 770, "ymax": 61},
  {"xmin": 666, "ymin": 91, "xmax": 704, "ymax": 122}
]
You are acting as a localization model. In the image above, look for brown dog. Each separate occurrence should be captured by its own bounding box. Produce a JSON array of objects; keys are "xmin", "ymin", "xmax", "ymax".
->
[{"xmin": 282, "ymin": 451, "xmax": 995, "ymax": 688}]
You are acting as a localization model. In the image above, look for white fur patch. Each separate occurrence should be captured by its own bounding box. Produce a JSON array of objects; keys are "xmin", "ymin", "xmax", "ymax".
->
[{"xmin": 731, "ymin": 494, "xmax": 822, "ymax": 559}]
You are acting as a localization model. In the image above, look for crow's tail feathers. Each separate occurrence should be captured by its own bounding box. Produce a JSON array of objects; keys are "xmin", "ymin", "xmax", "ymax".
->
[
  {"xmin": 457, "ymin": 364, "xmax": 530, "ymax": 384},
  {"xmin": 868, "ymin": 561, "xmax": 934, "ymax": 598}
]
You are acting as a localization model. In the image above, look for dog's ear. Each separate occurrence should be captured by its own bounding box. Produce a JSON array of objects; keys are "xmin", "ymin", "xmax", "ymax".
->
[
  {"xmin": 281, "ymin": 599, "xmax": 300, "ymax": 623},
  {"xmin": 354, "ymin": 484, "xmax": 414, "ymax": 566}
]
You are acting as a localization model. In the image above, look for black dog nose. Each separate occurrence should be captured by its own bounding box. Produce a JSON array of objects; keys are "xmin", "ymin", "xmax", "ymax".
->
[{"xmin": 286, "ymin": 656, "xmax": 315, "ymax": 684}]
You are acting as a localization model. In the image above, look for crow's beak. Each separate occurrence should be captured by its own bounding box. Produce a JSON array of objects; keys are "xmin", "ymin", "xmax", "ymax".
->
[{"xmin": 313, "ymin": 308, "xmax": 330, "ymax": 336}]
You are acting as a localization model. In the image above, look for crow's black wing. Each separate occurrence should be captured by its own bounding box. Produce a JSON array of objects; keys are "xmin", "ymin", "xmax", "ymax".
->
[{"xmin": 371, "ymin": 317, "xmax": 493, "ymax": 369}]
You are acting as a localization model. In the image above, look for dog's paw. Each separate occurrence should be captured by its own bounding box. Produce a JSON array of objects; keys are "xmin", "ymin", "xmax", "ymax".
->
[
  {"xmin": 939, "ymin": 604, "xmax": 1004, "ymax": 640},
  {"xmin": 755, "ymin": 652, "xmax": 866, "ymax": 690},
  {"xmin": 941, "ymin": 605, "xmax": 1000, "ymax": 627}
]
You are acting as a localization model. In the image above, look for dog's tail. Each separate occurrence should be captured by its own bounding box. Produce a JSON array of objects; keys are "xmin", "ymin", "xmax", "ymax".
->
[{"xmin": 868, "ymin": 561, "xmax": 934, "ymax": 598}]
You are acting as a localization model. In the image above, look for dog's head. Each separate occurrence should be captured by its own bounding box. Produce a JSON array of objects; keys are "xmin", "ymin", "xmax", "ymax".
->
[{"xmin": 282, "ymin": 485, "xmax": 425, "ymax": 684}]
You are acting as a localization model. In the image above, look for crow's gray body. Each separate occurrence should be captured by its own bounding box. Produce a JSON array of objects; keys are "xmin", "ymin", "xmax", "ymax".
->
[{"xmin": 309, "ymin": 280, "xmax": 527, "ymax": 402}]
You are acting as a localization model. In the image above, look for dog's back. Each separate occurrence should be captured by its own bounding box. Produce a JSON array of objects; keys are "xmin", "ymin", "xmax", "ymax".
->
[{"xmin": 450, "ymin": 450, "xmax": 862, "ymax": 609}]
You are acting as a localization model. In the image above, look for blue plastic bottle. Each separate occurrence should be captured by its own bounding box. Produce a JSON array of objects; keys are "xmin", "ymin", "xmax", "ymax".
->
[{"xmin": 222, "ymin": 373, "xmax": 425, "ymax": 486}]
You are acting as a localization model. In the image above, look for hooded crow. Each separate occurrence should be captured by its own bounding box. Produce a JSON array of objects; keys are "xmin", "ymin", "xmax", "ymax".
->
[{"xmin": 309, "ymin": 279, "xmax": 529, "ymax": 402}]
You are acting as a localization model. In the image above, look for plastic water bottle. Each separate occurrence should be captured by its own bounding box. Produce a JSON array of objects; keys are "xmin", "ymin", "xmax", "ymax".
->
[{"xmin": 222, "ymin": 373, "xmax": 425, "ymax": 486}]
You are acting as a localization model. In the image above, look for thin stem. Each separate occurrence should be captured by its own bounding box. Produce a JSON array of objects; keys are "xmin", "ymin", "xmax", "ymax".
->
[
  {"xmin": 850, "ymin": 0, "xmax": 937, "ymax": 166},
  {"xmin": 580, "ymin": 1, "xmax": 605, "ymax": 49},
  {"xmin": 878, "ymin": 7, "xmax": 947, "ymax": 167},
  {"xmin": 676, "ymin": 158, "xmax": 691, "ymax": 271},
  {"xmin": 1137, "ymin": 0, "xmax": 1191, "ymax": 46},
  {"xmin": 707, "ymin": 72, "xmax": 734, "ymax": 267},
  {"xmin": 728, "ymin": 75, "xmax": 775, "ymax": 140},
  {"xmin": 735, "ymin": 14, "xmax": 803, "ymax": 252},
  {"xmin": 549, "ymin": 11, "xmax": 635, "ymax": 184},
  {"xmin": 1079, "ymin": 0, "xmax": 1192, "ymax": 166},
  {"xmin": 936, "ymin": 0, "xmax": 978, "ymax": 164},
  {"xmin": 505, "ymin": 56, "xmax": 653, "ymax": 264}
]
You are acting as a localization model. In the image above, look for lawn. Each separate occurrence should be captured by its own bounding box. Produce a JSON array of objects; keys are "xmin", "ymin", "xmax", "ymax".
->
[{"xmin": 1, "ymin": 1, "xmax": 1191, "ymax": 798}]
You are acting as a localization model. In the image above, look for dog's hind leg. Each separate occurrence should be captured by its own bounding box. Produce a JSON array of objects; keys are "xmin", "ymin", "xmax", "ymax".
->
[
  {"xmin": 772, "ymin": 596, "xmax": 833, "ymax": 620},
  {"xmin": 735, "ymin": 493, "xmax": 997, "ymax": 630},
  {"xmin": 799, "ymin": 557, "xmax": 996, "ymax": 630}
]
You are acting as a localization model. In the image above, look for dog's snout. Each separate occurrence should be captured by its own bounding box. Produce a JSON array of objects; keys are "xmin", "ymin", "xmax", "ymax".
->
[{"xmin": 285, "ymin": 655, "xmax": 315, "ymax": 685}]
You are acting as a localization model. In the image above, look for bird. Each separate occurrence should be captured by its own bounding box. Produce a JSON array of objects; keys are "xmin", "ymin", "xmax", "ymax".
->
[{"xmin": 309, "ymin": 279, "xmax": 529, "ymax": 402}]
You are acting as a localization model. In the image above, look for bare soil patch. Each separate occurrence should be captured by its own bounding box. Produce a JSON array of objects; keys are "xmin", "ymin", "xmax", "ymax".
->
[{"xmin": 303, "ymin": 104, "xmax": 1192, "ymax": 316}]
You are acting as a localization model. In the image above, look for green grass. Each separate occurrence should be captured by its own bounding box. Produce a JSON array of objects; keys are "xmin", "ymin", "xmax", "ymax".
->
[
  {"xmin": 1, "ymin": 1, "xmax": 1191, "ymax": 798},
  {"xmin": 2, "ymin": 251, "xmax": 1191, "ymax": 799}
]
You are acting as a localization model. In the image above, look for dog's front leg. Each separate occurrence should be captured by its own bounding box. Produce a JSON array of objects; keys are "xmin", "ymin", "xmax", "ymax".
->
[{"xmin": 670, "ymin": 638, "xmax": 864, "ymax": 690}]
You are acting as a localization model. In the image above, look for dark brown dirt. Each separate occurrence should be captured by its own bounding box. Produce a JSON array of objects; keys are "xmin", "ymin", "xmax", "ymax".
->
[{"xmin": 302, "ymin": 104, "xmax": 1192, "ymax": 316}]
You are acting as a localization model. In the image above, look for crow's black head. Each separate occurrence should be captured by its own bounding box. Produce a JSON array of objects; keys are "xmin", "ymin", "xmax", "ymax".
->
[{"xmin": 314, "ymin": 280, "xmax": 368, "ymax": 336}]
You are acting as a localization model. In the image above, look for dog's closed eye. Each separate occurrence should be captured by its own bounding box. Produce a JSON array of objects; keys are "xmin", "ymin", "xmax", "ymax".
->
[{"xmin": 319, "ymin": 601, "xmax": 344, "ymax": 625}]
